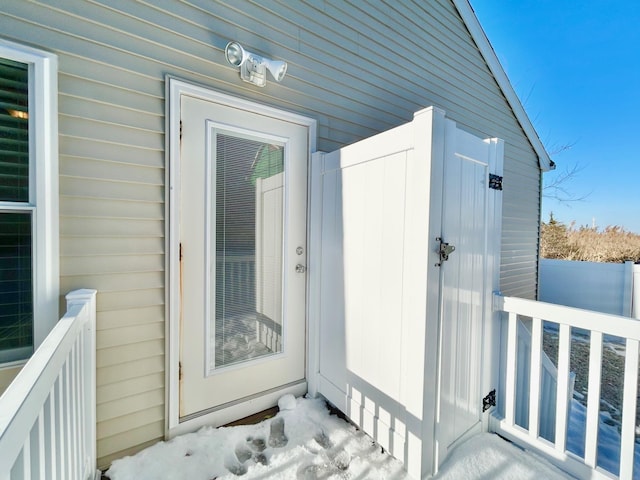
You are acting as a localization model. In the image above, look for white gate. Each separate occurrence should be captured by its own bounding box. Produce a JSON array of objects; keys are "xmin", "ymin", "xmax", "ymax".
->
[{"xmin": 308, "ymin": 107, "xmax": 503, "ymax": 478}]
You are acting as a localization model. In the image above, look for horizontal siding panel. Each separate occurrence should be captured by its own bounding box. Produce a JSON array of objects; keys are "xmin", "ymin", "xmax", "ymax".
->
[
  {"xmin": 98, "ymin": 405, "xmax": 164, "ymax": 439},
  {"xmin": 60, "ymin": 197, "xmax": 164, "ymax": 220},
  {"xmin": 97, "ymin": 306, "xmax": 165, "ymax": 330},
  {"xmin": 97, "ymin": 373, "xmax": 165, "ymax": 404},
  {"xmin": 60, "ymin": 137, "xmax": 165, "ymax": 168},
  {"xmin": 97, "ymin": 288, "xmax": 165, "ymax": 312},
  {"xmin": 97, "ymin": 322, "xmax": 164, "ymax": 349},
  {"xmin": 60, "ymin": 53, "xmax": 163, "ymax": 97},
  {"xmin": 60, "ymin": 115, "xmax": 163, "ymax": 150},
  {"xmin": 61, "ymin": 237, "xmax": 163, "ymax": 256},
  {"xmin": 97, "ymin": 422, "xmax": 164, "ymax": 460},
  {"xmin": 60, "ymin": 156, "xmax": 164, "ymax": 185},
  {"xmin": 98, "ymin": 439, "xmax": 160, "ymax": 471},
  {"xmin": 61, "ymin": 217, "xmax": 163, "ymax": 237},
  {"xmin": 60, "ymin": 178, "xmax": 163, "ymax": 208},
  {"xmin": 60, "ymin": 95, "xmax": 164, "ymax": 133},
  {"xmin": 61, "ymin": 254, "xmax": 163, "ymax": 276},
  {"xmin": 62, "ymin": 272, "xmax": 164, "ymax": 296},
  {"xmin": 97, "ymin": 339, "xmax": 164, "ymax": 369},
  {"xmin": 98, "ymin": 355, "xmax": 164, "ymax": 385},
  {"xmin": 97, "ymin": 388, "xmax": 164, "ymax": 423},
  {"xmin": 60, "ymin": 74, "xmax": 164, "ymax": 115}
]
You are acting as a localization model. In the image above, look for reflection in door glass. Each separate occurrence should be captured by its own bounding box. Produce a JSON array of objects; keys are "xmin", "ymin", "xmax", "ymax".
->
[{"xmin": 212, "ymin": 134, "xmax": 284, "ymax": 369}]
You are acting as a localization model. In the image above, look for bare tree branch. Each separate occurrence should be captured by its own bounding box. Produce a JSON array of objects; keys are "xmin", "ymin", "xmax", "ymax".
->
[{"xmin": 542, "ymin": 141, "xmax": 591, "ymax": 203}]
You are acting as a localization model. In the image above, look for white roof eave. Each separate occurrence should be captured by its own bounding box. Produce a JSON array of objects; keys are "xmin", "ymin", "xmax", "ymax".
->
[{"xmin": 453, "ymin": 0, "xmax": 554, "ymax": 172}]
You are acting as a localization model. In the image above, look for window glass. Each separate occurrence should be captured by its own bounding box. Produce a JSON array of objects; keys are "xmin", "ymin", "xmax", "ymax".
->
[
  {"xmin": 0, "ymin": 57, "xmax": 33, "ymax": 363},
  {"xmin": 0, "ymin": 212, "xmax": 33, "ymax": 362},
  {"xmin": 0, "ymin": 58, "xmax": 29, "ymax": 202}
]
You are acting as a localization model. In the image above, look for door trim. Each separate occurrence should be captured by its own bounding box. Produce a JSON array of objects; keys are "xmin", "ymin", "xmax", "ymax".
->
[{"xmin": 165, "ymin": 77, "xmax": 317, "ymax": 437}]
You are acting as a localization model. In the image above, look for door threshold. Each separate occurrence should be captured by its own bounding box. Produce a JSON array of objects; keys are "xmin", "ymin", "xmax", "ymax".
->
[
  {"xmin": 169, "ymin": 381, "xmax": 307, "ymax": 438},
  {"xmin": 225, "ymin": 406, "xmax": 279, "ymax": 426}
]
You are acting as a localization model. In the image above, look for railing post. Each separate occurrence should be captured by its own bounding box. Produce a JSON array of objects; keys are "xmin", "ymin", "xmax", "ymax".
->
[
  {"xmin": 65, "ymin": 289, "xmax": 97, "ymax": 480},
  {"xmin": 623, "ymin": 261, "xmax": 633, "ymax": 317},
  {"xmin": 633, "ymin": 264, "xmax": 640, "ymax": 320}
]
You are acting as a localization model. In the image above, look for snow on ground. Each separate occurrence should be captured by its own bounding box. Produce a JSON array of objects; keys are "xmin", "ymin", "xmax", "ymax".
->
[
  {"xmin": 105, "ymin": 395, "xmax": 408, "ymax": 480},
  {"xmin": 433, "ymin": 433, "xmax": 570, "ymax": 480},
  {"xmin": 106, "ymin": 395, "xmax": 572, "ymax": 480}
]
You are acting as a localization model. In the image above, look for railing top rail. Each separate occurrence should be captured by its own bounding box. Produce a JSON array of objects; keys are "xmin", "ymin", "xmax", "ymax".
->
[{"xmin": 493, "ymin": 292, "xmax": 640, "ymax": 341}]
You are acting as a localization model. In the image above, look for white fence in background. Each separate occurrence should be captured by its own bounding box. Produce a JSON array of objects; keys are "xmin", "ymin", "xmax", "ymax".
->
[
  {"xmin": 0, "ymin": 289, "xmax": 99, "ymax": 480},
  {"xmin": 539, "ymin": 259, "xmax": 639, "ymax": 318},
  {"xmin": 492, "ymin": 293, "xmax": 640, "ymax": 480}
]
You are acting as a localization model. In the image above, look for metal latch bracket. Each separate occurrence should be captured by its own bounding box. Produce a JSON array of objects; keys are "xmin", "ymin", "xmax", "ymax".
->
[{"xmin": 436, "ymin": 237, "xmax": 455, "ymax": 266}]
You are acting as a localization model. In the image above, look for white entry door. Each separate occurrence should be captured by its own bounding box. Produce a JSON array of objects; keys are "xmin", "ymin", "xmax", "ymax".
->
[
  {"xmin": 177, "ymin": 92, "xmax": 309, "ymax": 419},
  {"xmin": 436, "ymin": 124, "xmax": 503, "ymax": 465}
]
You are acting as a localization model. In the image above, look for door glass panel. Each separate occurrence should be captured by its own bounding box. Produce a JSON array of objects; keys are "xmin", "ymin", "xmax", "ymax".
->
[{"xmin": 211, "ymin": 133, "xmax": 285, "ymax": 370}]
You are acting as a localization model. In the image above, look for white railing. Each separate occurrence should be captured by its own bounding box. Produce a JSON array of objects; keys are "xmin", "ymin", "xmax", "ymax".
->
[
  {"xmin": 0, "ymin": 289, "xmax": 99, "ymax": 480},
  {"xmin": 492, "ymin": 293, "xmax": 640, "ymax": 480}
]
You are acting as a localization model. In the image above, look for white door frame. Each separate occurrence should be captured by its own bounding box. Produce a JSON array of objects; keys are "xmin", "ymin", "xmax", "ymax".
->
[{"xmin": 165, "ymin": 77, "xmax": 317, "ymax": 437}]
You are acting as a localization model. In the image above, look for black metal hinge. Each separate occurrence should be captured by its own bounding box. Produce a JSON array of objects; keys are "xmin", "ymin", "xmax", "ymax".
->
[
  {"xmin": 489, "ymin": 174, "xmax": 503, "ymax": 191},
  {"xmin": 482, "ymin": 389, "xmax": 496, "ymax": 412}
]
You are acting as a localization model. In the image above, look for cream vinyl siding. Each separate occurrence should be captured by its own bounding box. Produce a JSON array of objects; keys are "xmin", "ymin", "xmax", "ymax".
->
[{"xmin": 0, "ymin": 0, "xmax": 541, "ymax": 466}]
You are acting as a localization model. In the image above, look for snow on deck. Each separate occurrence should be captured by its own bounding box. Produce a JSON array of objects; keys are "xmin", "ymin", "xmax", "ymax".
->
[
  {"xmin": 105, "ymin": 396, "xmax": 571, "ymax": 480},
  {"xmin": 434, "ymin": 433, "xmax": 570, "ymax": 480}
]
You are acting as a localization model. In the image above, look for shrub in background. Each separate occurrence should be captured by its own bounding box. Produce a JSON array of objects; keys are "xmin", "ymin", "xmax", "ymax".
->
[{"xmin": 540, "ymin": 214, "xmax": 640, "ymax": 263}]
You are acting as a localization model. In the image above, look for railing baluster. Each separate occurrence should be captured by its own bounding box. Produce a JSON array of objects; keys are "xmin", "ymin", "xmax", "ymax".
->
[
  {"xmin": 584, "ymin": 330, "xmax": 603, "ymax": 468},
  {"xmin": 554, "ymin": 323, "xmax": 571, "ymax": 453},
  {"xmin": 64, "ymin": 360, "xmax": 71, "ymax": 478},
  {"xmin": 22, "ymin": 436, "xmax": 31, "ymax": 478},
  {"xmin": 620, "ymin": 338, "xmax": 639, "ymax": 478},
  {"xmin": 49, "ymin": 385, "xmax": 57, "ymax": 480},
  {"xmin": 38, "ymin": 408, "xmax": 46, "ymax": 479},
  {"xmin": 505, "ymin": 311, "xmax": 518, "ymax": 426},
  {"xmin": 70, "ymin": 343, "xmax": 78, "ymax": 479},
  {"xmin": 529, "ymin": 317, "xmax": 543, "ymax": 439},
  {"xmin": 56, "ymin": 368, "xmax": 68, "ymax": 476},
  {"xmin": 79, "ymin": 332, "xmax": 87, "ymax": 477}
]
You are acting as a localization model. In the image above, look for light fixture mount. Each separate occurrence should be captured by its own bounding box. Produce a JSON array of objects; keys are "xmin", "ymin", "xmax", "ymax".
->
[{"xmin": 224, "ymin": 41, "xmax": 287, "ymax": 87}]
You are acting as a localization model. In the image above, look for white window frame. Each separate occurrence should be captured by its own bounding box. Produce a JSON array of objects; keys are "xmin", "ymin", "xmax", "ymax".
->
[{"xmin": 0, "ymin": 38, "xmax": 59, "ymax": 365}]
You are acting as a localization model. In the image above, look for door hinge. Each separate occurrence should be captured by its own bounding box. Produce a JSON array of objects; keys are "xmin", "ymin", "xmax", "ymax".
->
[
  {"xmin": 178, "ymin": 361, "xmax": 182, "ymax": 381},
  {"xmin": 436, "ymin": 237, "xmax": 455, "ymax": 267},
  {"xmin": 179, "ymin": 119, "xmax": 183, "ymax": 142},
  {"xmin": 179, "ymin": 242, "xmax": 183, "ymax": 261},
  {"xmin": 489, "ymin": 174, "xmax": 503, "ymax": 191},
  {"xmin": 482, "ymin": 389, "xmax": 496, "ymax": 412}
]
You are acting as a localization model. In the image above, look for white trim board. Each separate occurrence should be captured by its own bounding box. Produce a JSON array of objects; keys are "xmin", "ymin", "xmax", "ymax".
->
[{"xmin": 0, "ymin": 38, "xmax": 59, "ymax": 354}]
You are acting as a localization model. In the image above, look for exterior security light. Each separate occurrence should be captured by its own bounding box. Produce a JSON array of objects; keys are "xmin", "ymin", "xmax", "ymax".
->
[{"xmin": 224, "ymin": 41, "xmax": 287, "ymax": 87}]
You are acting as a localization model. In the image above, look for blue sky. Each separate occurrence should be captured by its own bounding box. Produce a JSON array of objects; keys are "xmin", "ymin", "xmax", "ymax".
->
[{"xmin": 470, "ymin": 0, "xmax": 640, "ymax": 233}]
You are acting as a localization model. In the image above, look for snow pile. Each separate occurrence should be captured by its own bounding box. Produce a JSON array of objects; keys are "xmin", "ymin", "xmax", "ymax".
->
[
  {"xmin": 106, "ymin": 396, "xmax": 408, "ymax": 480},
  {"xmin": 433, "ymin": 433, "xmax": 570, "ymax": 480},
  {"xmin": 106, "ymin": 395, "xmax": 577, "ymax": 480}
]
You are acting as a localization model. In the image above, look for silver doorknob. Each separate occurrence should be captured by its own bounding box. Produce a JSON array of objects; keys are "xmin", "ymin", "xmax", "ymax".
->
[{"xmin": 295, "ymin": 264, "xmax": 306, "ymax": 273}]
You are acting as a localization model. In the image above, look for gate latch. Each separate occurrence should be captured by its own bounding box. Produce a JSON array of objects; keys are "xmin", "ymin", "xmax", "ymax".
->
[{"xmin": 436, "ymin": 237, "xmax": 455, "ymax": 266}]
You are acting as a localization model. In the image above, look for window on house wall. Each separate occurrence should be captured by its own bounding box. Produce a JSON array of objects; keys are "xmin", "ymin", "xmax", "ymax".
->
[{"xmin": 0, "ymin": 40, "xmax": 58, "ymax": 365}]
